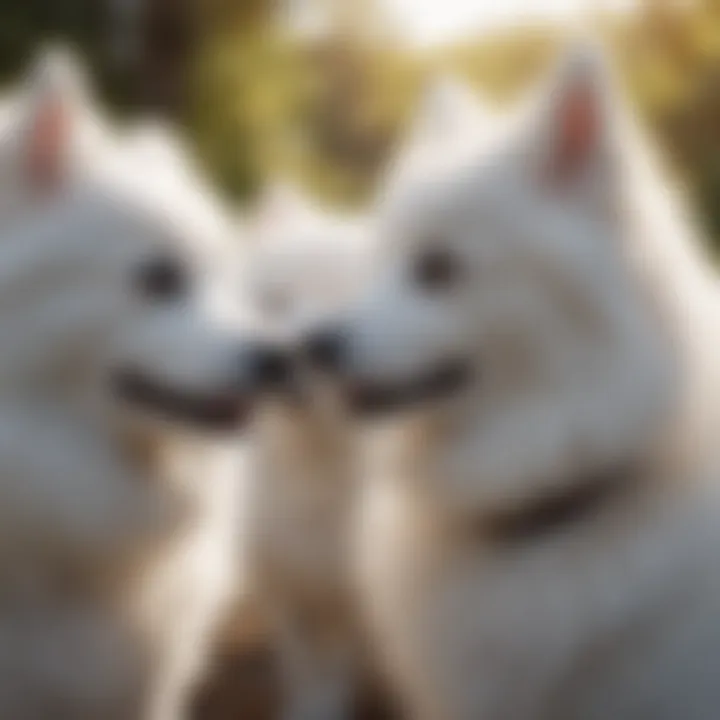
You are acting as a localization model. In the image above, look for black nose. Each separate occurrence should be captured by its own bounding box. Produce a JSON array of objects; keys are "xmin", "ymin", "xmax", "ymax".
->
[
  {"xmin": 251, "ymin": 345, "xmax": 293, "ymax": 388},
  {"xmin": 304, "ymin": 327, "xmax": 346, "ymax": 373}
]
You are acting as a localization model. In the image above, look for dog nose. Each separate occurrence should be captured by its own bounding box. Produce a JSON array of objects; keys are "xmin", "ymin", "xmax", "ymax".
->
[
  {"xmin": 250, "ymin": 345, "xmax": 293, "ymax": 388},
  {"xmin": 304, "ymin": 327, "xmax": 346, "ymax": 373}
]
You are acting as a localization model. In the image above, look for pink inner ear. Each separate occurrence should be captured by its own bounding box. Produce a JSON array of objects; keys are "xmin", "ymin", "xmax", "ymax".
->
[
  {"xmin": 548, "ymin": 81, "xmax": 599, "ymax": 184},
  {"xmin": 26, "ymin": 96, "xmax": 69, "ymax": 192}
]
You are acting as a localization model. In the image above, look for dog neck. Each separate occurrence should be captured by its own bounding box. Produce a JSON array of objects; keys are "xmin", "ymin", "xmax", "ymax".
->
[{"xmin": 259, "ymin": 398, "xmax": 355, "ymax": 489}]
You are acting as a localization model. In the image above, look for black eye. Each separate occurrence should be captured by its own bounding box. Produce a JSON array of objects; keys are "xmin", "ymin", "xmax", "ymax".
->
[
  {"xmin": 135, "ymin": 255, "xmax": 188, "ymax": 301},
  {"xmin": 413, "ymin": 246, "xmax": 459, "ymax": 291}
]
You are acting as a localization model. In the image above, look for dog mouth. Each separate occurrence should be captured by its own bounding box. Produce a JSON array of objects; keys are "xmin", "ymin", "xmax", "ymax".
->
[
  {"xmin": 111, "ymin": 368, "xmax": 251, "ymax": 432},
  {"xmin": 346, "ymin": 360, "xmax": 472, "ymax": 416}
]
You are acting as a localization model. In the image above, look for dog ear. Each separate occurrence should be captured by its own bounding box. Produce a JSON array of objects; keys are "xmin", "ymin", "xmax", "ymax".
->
[
  {"xmin": 534, "ymin": 43, "xmax": 617, "ymax": 196},
  {"xmin": 21, "ymin": 47, "xmax": 89, "ymax": 192},
  {"xmin": 408, "ymin": 73, "xmax": 495, "ymax": 149},
  {"xmin": 381, "ymin": 74, "xmax": 497, "ymax": 198}
]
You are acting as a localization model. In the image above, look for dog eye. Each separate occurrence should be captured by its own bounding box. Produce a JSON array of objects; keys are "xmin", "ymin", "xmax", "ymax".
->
[
  {"xmin": 413, "ymin": 248, "xmax": 460, "ymax": 291},
  {"xmin": 135, "ymin": 255, "xmax": 188, "ymax": 301}
]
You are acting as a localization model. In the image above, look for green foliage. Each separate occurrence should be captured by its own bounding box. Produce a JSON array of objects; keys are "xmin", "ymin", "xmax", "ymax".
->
[
  {"xmin": 189, "ymin": 21, "xmax": 421, "ymax": 207},
  {"xmin": 617, "ymin": 2, "xmax": 720, "ymax": 245},
  {"xmin": 190, "ymin": 25, "xmax": 307, "ymax": 202},
  {"xmin": 0, "ymin": 0, "xmax": 133, "ymax": 110}
]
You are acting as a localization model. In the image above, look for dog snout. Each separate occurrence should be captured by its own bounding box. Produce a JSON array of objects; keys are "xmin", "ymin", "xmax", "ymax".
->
[
  {"xmin": 248, "ymin": 344, "xmax": 293, "ymax": 389},
  {"xmin": 303, "ymin": 326, "xmax": 347, "ymax": 373}
]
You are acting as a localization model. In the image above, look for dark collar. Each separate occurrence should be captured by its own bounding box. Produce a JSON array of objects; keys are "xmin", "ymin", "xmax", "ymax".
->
[{"xmin": 477, "ymin": 462, "xmax": 640, "ymax": 546}]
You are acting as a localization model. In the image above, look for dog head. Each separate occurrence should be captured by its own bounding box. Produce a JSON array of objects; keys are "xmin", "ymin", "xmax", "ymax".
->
[
  {"xmin": 0, "ymin": 107, "xmax": 275, "ymax": 437},
  {"xmin": 306, "ymin": 46, "xmax": 680, "ymax": 504},
  {"xmin": 246, "ymin": 182, "xmax": 373, "ymax": 334},
  {"xmin": 241, "ymin": 181, "xmax": 377, "ymax": 434}
]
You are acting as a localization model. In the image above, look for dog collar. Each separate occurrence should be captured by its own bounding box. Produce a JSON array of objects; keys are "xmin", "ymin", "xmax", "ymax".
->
[{"xmin": 476, "ymin": 461, "xmax": 641, "ymax": 546}]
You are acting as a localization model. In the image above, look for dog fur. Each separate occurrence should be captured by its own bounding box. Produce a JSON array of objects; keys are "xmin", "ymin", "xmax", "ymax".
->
[
  {"xmin": 385, "ymin": 73, "xmax": 500, "ymax": 199},
  {"xmin": 322, "ymin": 46, "xmax": 720, "ymax": 720},
  {"xmin": 0, "ymin": 48, "xmax": 120, "ymax": 233},
  {"xmin": 0, "ymin": 68, "xmax": 257, "ymax": 719},
  {"xmin": 237, "ymin": 80, "xmax": 496, "ymax": 720},
  {"xmin": 239, "ymin": 181, "xmax": 374, "ymax": 720}
]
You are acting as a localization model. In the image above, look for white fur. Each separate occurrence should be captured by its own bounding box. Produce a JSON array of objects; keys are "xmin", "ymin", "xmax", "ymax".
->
[
  {"xmin": 246, "ymin": 183, "xmax": 373, "ymax": 334},
  {"xmin": 242, "ymin": 183, "xmax": 373, "ymax": 720},
  {"xmin": 385, "ymin": 73, "xmax": 500, "ymax": 201},
  {"xmin": 0, "ymin": 49, "xmax": 204, "ymax": 239},
  {"xmin": 0, "ymin": 48, "xmax": 121, "ymax": 234},
  {"xmin": 0, "ymin": 97, "xmax": 254, "ymax": 718},
  {"xmin": 338, "ymin": 46, "xmax": 720, "ymax": 719}
]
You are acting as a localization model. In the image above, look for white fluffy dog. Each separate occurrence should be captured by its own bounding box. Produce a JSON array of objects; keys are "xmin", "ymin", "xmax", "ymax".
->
[
  {"xmin": 0, "ymin": 64, "xmax": 268, "ymax": 719},
  {"xmin": 240, "ymin": 181, "xmax": 373, "ymax": 720},
  {"xmin": 305, "ymin": 46, "xmax": 720, "ymax": 720},
  {"xmin": 237, "ymin": 76, "xmax": 495, "ymax": 720}
]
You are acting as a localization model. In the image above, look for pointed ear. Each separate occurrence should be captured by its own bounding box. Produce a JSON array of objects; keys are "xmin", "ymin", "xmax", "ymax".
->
[
  {"xmin": 535, "ymin": 45, "xmax": 615, "ymax": 191},
  {"xmin": 21, "ymin": 47, "xmax": 88, "ymax": 192},
  {"xmin": 25, "ymin": 94, "xmax": 70, "ymax": 191},
  {"xmin": 382, "ymin": 74, "xmax": 498, "ymax": 196},
  {"xmin": 409, "ymin": 74, "xmax": 493, "ymax": 147}
]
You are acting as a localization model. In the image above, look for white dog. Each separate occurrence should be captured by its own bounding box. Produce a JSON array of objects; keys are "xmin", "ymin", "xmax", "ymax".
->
[
  {"xmin": 237, "ymin": 76, "xmax": 495, "ymax": 720},
  {"xmin": 238, "ymin": 181, "xmax": 374, "ymax": 720},
  {"xmin": 0, "ymin": 66, "xmax": 270, "ymax": 719},
  {"xmin": 305, "ymin": 46, "xmax": 720, "ymax": 720},
  {"xmin": 238, "ymin": 76, "xmax": 500, "ymax": 720}
]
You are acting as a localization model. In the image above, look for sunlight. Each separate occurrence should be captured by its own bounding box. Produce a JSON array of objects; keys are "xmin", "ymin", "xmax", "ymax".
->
[{"xmin": 385, "ymin": 0, "xmax": 640, "ymax": 46}]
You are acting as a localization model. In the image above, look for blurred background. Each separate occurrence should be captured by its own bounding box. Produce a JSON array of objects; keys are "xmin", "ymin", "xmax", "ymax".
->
[{"xmin": 1, "ymin": 0, "xmax": 719, "ymax": 244}]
